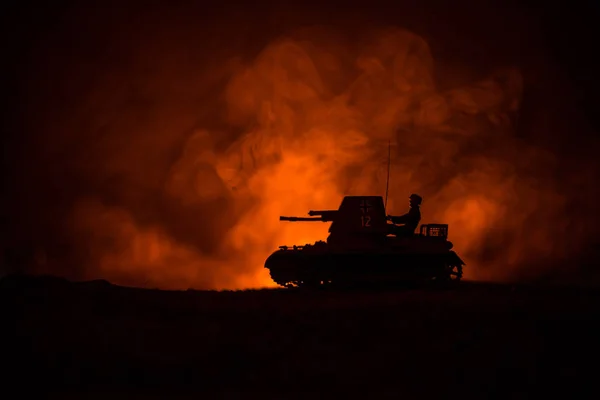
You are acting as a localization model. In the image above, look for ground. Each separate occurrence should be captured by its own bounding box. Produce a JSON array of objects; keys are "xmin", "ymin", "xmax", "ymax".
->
[{"xmin": 3, "ymin": 274, "xmax": 599, "ymax": 398}]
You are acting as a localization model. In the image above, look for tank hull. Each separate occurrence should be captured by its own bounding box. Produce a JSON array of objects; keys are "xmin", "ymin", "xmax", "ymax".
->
[{"xmin": 265, "ymin": 248, "xmax": 464, "ymax": 288}]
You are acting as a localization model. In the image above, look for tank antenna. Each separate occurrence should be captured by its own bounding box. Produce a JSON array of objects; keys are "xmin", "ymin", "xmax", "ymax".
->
[{"xmin": 384, "ymin": 139, "xmax": 391, "ymax": 213}]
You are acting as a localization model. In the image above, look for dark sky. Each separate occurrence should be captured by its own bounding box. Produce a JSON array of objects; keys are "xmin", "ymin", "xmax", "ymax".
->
[{"xmin": 1, "ymin": 0, "xmax": 600, "ymax": 286}]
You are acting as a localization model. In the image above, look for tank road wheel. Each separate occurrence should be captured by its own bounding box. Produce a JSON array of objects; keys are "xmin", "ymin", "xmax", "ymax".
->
[
  {"xmin": 268, "ymin": 268, "xmax": 299, "ymax": 288},
  {"xmin": 298, "ymin": 279, "xmax": 319, "ymax": 289},
  {"xmin": 296, "ymin": 278, "xmax": 333, "ymax": 290},
  {"xmin": 446, "ymin": 263, "xmax": 463, "ymax": 283},
  {"xmin": 431, "ymin": 263, "xmax": 463, "ymax": 288}
]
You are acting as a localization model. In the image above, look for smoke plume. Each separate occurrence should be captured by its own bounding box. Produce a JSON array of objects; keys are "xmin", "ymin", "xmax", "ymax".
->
[{"xmin": 3, "ymin": 2, "xmax": 600, "ymax": 289}]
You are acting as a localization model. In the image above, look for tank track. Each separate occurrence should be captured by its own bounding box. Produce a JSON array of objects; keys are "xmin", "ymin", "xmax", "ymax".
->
[
  {"xmin": 267, "ymin": 260, "xmax": 464, "ymax": 289},
  {"xmin": 268, "ymin": 267, "xmax": 329, "ymax": 288}
]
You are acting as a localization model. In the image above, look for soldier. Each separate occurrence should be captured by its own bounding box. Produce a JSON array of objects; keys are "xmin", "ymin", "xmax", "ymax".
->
[{"xmin": 387, "ymin": 194, "xmax": 422, "ymax": 236}]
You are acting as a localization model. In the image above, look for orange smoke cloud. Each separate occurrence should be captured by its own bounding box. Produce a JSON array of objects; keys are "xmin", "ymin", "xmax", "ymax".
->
[{"xmin": 18, "ymin": 22, "xmax": 595, "ymax": 289}]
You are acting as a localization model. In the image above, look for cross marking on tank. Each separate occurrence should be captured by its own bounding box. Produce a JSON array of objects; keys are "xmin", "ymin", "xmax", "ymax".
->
[{"xmin": 360, "ymin": 200, "xmax": 372, "ymax": 214}]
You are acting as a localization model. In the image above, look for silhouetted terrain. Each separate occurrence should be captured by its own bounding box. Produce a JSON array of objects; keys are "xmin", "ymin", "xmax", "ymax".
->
[{"xmin": 3, "ymin": 274, "xmax": 600, "ymax": 397}]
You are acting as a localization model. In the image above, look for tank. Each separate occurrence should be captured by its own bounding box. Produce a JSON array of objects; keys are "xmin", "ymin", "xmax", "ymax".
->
[{"xmin": 264, "ymin": 195, "xmax": 465, "ymax": 288}]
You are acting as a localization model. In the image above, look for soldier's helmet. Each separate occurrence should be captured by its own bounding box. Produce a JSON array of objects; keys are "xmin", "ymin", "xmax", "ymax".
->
[{"xmin": 409, "ymin": 194, "xmax": 423, "ymax": 205}]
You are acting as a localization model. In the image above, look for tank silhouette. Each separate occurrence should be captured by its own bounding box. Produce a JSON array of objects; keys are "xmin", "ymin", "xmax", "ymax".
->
[{"xmin": 264, "ymin": 195, "xmax": 465, "ymax": 288}]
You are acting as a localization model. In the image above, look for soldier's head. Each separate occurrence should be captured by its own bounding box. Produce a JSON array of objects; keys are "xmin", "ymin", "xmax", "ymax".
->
[{"xmin": 409, "ymin": 194, "xmax": 423, "ymax": 207}]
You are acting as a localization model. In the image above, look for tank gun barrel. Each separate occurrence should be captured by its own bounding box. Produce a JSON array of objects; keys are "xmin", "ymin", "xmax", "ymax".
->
[
  {"xmin": 280, "ymin": 210, "xmax": 338, "ymax": 222},
  {"xmin": 280, "ymin": 216, "xmax": 324, "ymax": 222},
  {"xmin": 307, "ymin": 210, "xmax": 338, "ymax": 221}
]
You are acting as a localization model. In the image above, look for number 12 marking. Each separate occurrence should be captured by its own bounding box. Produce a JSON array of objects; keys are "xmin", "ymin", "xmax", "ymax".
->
[{"xmin": 361, "ymin": 215, "xmax": 371, "ymax": 227}]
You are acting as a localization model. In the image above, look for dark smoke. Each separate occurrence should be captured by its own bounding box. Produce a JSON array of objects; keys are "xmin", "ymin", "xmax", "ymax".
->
[{"xmin": 2, "ymin": 0, "xmax": 600, "ymax": 288}]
